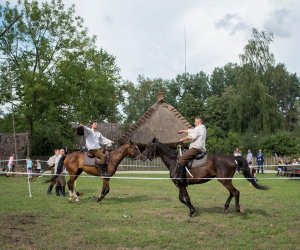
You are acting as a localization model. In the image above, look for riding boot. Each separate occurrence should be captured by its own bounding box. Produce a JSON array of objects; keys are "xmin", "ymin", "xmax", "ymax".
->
[
  {"xmin": 47, "ymin": 184, "xmax": 54, "ymax": 194},
  {"xmin": 176, "ymin": 164, "xmax": 187, "ymax": 185},
  {"xmin": 55, "ymin": 186, "xmax": 60, "ymax": 196},
  {"xmin": 60, "ymin": 186, "xmax": 66, "ymax": 196},
  {"xmin": 99, "ymin": 164, "xmax": 107, "ymax": 176}
]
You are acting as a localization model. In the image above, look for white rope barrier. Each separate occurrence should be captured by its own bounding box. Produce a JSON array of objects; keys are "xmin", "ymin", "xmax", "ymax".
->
[
  {"xmin": 1, "ymin": 171, "xmax": 299, "ymax": 180},
  {"xmin": 1, "ymin": 170, "xmax": 299, "ymax": 198}
]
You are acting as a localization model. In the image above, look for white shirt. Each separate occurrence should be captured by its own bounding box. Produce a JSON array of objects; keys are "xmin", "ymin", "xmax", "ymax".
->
[
  {"xmin": 83, "ymin": 125, "xmax": 113, "ymax": 150},
  {"xmin": 187, "ymin": 124, "xmax": 206, "ymax": 151},
  {"xmin": 47, "ymin": 155, "xmax": 57, "ymax": 167},
  {"xmin": 247, "ymin": 152, "xmax": 253, "ymax": 163}
]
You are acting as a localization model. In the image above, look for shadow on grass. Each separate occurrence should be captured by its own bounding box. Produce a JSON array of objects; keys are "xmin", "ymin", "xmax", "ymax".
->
[
  {"xmin": 190, "ymin": 205, "xmax": 270, "ymax": 218},
  {"xmin": 68, "ymin": 194, "xmax": 172, "ymax": 205}
]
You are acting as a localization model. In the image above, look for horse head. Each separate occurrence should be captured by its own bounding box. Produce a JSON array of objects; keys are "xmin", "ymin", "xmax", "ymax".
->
[
  {"xmin": 137, "ymin": 137, "xmax": 159, "ymax": 161},
  {"xmin": 126, "ymin": 140, "xmax": 142, "ymax": 159}
]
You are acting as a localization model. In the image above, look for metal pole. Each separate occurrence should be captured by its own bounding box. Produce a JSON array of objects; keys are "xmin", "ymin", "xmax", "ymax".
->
[
  {"xmin": 11, "ymin": 83, "xmax": 18, "ymax": 165},
  {"xmin": 184, "ymin": 26, "xmax": 187, "ymax": 77}
]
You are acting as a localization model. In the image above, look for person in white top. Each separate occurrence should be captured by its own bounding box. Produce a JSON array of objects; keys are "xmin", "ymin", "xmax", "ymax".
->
[
  {"xmin": 176, "ymin": 116, "xmax": 207, "ymax": 185},
  {"xmin": 79, "ymin": 121, "xmax": 114, "ymax": 173},
  {"xmin": 46, "ymin": 149, "xmax": 59, "ymax": 194},
  {"xmin": 55, "ymin": 148, "xmax": 67, "ymax": 196}
]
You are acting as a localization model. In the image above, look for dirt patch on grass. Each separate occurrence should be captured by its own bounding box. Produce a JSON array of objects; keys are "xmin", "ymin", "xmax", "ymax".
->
[{"xmin": 0, "ymin": 214, "xmax": 39, "ymax": 248}]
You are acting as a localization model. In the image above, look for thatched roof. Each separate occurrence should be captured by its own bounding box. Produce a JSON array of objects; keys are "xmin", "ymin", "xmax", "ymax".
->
[
  {"xmin": 119, "ymin": 93, "xmax": 192, "ymax": 147},
  {"xmin": 0, "ymin": 133, "xmax": 28, "ymax": 159}
]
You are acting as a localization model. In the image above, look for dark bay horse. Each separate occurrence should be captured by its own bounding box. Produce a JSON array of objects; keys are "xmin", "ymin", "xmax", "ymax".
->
[
  {"xmin": 137, "ymin": 138, "xmax": 268, "ymax": 217},
  {"xmin": 46, "ymin": 141, "xmax": 141, "ymax": 203}
]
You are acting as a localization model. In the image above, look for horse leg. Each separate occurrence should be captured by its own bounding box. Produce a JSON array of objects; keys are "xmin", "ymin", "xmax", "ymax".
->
[
  {"xmin": 67, "ymin": 169, "xmax": 82, "ymax": 202},
  {"xmin": 97, "ymin": 178, "xmax": 110, "ymax": 203},
  {"xmin": 178, "ymin": 186, "xmax": 197, "ymax": 217},
  {"xmin": 218, "ymin": 180, "xmax": 240, "ymax": 213}
]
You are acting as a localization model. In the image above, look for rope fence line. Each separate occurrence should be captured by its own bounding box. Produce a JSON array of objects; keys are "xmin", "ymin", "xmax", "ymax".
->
[
  {"xmin": 1, "ymin": 157, "xmax": 300, "ymax": 168},
  {"xmin": 1, "ymin": 171, "xmax": 299, "ymax": 180}
]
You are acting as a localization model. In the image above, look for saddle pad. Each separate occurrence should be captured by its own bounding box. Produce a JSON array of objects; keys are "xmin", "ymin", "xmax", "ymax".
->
[
  {"xmin": 190, "ymin": 155, "xmax": 208, "ymax": 169},
  {"xmin": 84, "ymin": 154, "xmax": 100, "ymax": 166}
]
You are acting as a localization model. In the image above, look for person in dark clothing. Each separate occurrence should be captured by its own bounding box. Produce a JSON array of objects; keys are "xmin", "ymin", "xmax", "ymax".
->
[{"xmin": 256, "ymin": 149, "xmax": 265, "ymax": 174}]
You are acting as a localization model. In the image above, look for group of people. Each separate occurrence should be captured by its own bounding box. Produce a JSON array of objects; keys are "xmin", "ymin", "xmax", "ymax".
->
[
  {"xmin": 46, "ymin": 148, "xmax": 67, "ymax": 196},
  {"xmin": 26, "ymin": 158, "xmax": 42, "ymax": 179},
  {"xmin": 233, "ymin": 148, "xmax": 265, "ymax": 174},
  {"xmin": 0, "ymin": 154, "xmax": 41, "ymax": 177},
  {"xmin": 276, "ymin": 157, "xmax": 300, "ymax": 176}
]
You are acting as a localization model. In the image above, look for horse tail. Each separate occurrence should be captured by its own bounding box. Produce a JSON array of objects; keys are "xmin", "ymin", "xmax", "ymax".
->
[
  {"xmin": 235, "ymin": 156, "xmax": 269, "ymax": 190},
  {"xmin": 44, "ymin": 155, "xmax": 66, "ymax": 184}
]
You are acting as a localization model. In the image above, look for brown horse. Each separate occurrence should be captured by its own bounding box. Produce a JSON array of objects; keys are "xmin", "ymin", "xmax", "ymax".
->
[
  {"xmin": 46, "ymin": 141, "xmax": 141, "ymax": 202},
  {"xmin": 137, "ymin": 138, "xmax": 268, "ymax": 217}
]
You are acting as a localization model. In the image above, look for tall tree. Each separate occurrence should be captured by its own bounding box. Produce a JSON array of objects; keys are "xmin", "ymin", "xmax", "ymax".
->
[
  {"xmin": 239, "ymin": 28, "xmax": 275, "ymax": 73},
  {"xmin": 263, "ymin": 64, "xmax": 300, "ymax": 130},
  {"xmin": 210, "ymin": 63, "xmax": 239, "ymax": 96},
  {"xmin": 0, "ymin": 0, "xmax": 121, "ymax": 156}
]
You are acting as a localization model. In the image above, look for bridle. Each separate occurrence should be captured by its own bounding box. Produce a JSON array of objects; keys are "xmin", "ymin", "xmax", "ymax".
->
[
  {"xmin": 144, "ymin": 142, "xmax": 176, "ymax": 161},
  {"xmin": 127, "ymin": 143, "xmax": 142, "ymax": 159}
]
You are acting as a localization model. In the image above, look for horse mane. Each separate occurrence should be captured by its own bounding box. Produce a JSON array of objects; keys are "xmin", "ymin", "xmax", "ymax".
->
[{"xmin": 156, "ymin": 140, "xmax": 178, "ymax": 159}]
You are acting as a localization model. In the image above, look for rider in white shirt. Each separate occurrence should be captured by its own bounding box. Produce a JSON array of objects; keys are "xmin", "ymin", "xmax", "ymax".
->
[
  {"xmin": 177, "ymin": 116, "xmax": 207, "ymax": 185},
  {"xmin": 80, "ymin": 121, "xmax": 114, "ymax": 174}
]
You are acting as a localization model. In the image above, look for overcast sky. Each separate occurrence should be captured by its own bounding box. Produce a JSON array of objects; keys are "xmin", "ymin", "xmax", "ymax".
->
[
  {"xmin": 59, "ymin": 0, "xmax": 300, "ymax": 83},
  {"xmin": 3, "ymin": 0, "xmax": 300, "ymax": 83}
]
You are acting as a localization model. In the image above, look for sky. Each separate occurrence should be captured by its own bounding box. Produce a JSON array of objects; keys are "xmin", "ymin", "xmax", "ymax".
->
[
  {"xmin": 59, "ymin": 0, "xmax": 300, "ymax": 83},
  {"xmin": 2, "ymin": 0, "xmax": 300, "ymax": 82}
]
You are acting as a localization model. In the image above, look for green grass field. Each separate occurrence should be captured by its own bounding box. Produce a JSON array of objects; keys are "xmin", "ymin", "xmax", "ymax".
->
[{"xmin": 0, "ymin": 173, "xmax": 299, "ymax": 250}]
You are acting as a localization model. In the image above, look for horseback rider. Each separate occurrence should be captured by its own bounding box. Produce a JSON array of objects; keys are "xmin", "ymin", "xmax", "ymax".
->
[
  {"xmin": 176, "ymin": 116, "xmax": 206, "ymax": 185},
  {"xmin": 80, "ymin": 120, "xmax": 114, "ymax": 174}
]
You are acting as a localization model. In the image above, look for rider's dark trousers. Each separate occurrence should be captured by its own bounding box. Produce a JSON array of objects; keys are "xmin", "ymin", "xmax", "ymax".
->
[
  {"xmin": 178, "ymin": 148, "xmax": 202, "ymax": 166},
  {"xmin": 88, "ymin": 149, "xmax": 105, "ymax": 165}
]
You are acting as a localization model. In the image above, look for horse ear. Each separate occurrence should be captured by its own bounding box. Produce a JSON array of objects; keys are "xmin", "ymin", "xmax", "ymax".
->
[
  {"xmin": 152, "ymin": 137, "xmax": 158, "ymax": 143},
  {"xmin": 129, "ymin": 139, "xmax": 134, "ymax": 145}
]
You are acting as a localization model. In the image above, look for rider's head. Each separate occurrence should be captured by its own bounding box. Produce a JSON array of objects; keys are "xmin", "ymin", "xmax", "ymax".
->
[
  {"xmin": 90, "ymin": 120, "xmax": 98, "ymax": 130},
  {"xmin": 194, "ymin": 116, "xmax": 203, "ymax": 126}
]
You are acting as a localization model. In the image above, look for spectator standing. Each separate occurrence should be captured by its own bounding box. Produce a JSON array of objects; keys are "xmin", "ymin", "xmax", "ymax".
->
[
  {"xmin": 36, "ymin": 160, "xmax": 42, "ymax": 177},
  {"xmin": 46, "ymin": 149, "xmax": 59, "ymax": 194},
  {"xmin": 55, "ymin": 148, "xmax": 67, "ymax": 196},
  {"xmin": 7, "ymin": 154, "xmax": 14, "ymax": 177},
  {"xmin": 233, "ymin": 148, "xmax": 242, "ymax": 173},
  {"xmin": 246, "ymin": 149, "xmax": 253, "ymax": 164},
  {"xmin": 26, "ymin": 157, "xmax": 33, "ymax": 180},
  {"xmin": 256, "ymin": 149, "xmax": 265, "ymax": 174}
]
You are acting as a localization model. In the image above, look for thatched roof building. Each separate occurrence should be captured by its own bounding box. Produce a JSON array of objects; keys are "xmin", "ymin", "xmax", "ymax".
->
[{"xmin": 118, "ymin": 92, "xmax": 192, "ymax": 147}]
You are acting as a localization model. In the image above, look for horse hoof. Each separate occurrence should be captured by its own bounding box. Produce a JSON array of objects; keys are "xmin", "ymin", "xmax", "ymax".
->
[
  {"xmin": 189, "ymin": 207, "xmax": 198, "ymax": 217},
  {"xmin": 224, "ymin": 208, "xmax": 229, "ymax": 214},
  {"xmin": 237, "ymin": 206, "xmax": 244, "ymax": 214},
  {"xmin": 97, "ymin": 198, "xmax": 102, "ymax": 203}
]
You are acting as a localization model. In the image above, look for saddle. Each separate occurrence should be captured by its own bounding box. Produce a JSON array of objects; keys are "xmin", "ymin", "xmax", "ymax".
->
[
  {"xmin": 84, "ymin": 154, "xmax": 101, "ymax": 166},
  {"xmin": 84, "ymin": 150, "xmax": 110, "ymax": 166},
  {"xmin": 186, "ymin": 152, "xmax": 207, "ymax": 169}
]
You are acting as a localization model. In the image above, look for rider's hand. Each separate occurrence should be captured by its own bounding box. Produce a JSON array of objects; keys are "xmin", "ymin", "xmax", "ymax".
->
[{"xmin": 178, "ymin": 130, "xmax": 183, "ymax": 134}]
